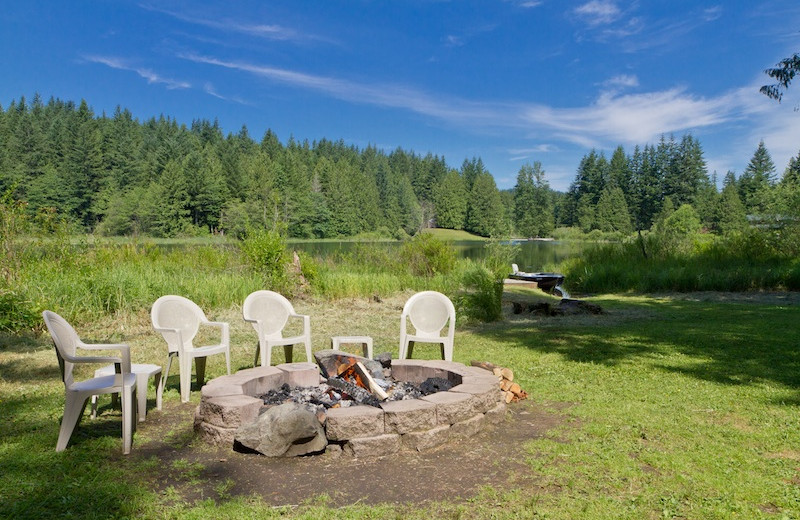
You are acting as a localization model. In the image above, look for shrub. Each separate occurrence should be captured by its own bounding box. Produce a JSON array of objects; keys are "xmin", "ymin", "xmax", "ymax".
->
[
  {"xmin": 457, "ymin": 263, "xmax": 503, "ymax": 323},
  {"xmin": 0, "ymin": 288, "xmax": 42, "ymax": 333},
  {"xmin": 240, "ymin": 227, "xmax": 290, "ymax": 293},
  {"xmin": 400, "ymin": 233, "xmax": 457, "ymax": 277}
]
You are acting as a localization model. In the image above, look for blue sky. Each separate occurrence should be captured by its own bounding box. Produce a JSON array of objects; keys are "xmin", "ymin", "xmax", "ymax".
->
[{"xmin": 2, "ymin": 1, "xmax": 799, "ymax": 191}]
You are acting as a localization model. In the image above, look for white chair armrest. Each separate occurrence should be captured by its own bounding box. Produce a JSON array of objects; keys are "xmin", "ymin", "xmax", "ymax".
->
[
  {"xmin": 75, "ymin": 342, "xmax": 132, "ymax": 373},
  {"xmin": 206, "ymin": 321, "xmax": 230, "ymax": 345},
  {"xmin": 289, "ymin": 314, "xmax": 310, "ymax": 332}
]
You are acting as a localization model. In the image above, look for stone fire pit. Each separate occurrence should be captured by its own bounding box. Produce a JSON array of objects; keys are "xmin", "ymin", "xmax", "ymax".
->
[{"xmin": 195, "ymin": 358, "xmax": 506, "ymax": 457}]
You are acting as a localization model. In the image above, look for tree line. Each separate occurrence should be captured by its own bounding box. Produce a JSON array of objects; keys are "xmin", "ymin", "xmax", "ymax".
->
[
  {"xmin": 1, "ymin": 94, "xmax": 799, "ymax": 239},
  {"xmin": 560, "ymin": 135, "xmax": 800, "ymax": 238}
]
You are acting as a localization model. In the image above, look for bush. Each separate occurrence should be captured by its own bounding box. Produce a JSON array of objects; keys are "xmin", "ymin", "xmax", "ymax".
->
[
  {"xmin": 0, "ymin": 288, "xmax": 42, "ymax": 333},
  {"xmin": 240, "ymin": 227, "xmax": 290, "ymax": 293},
  {"xmin": 400, "ymin": 233, "xmax": 457, "ymax": 277},
  {"xmin": 457, "ymin": 263, "xmax": 503, "ymax": 323}
]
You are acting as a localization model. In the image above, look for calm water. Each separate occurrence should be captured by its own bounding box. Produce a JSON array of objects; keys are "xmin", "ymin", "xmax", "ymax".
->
[{"xmin": 291, "ymin": 239, "xmax": 581, "ymax": 271}]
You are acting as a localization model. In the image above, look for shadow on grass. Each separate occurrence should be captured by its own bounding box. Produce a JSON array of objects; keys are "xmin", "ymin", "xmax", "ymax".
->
[
  {"xmin": 0, "ymin": 393, "xmax": 151, "ymax": 519},
  {"xmin": 480, "ymin": 296, "xmax": 800, "ymax": 393}
]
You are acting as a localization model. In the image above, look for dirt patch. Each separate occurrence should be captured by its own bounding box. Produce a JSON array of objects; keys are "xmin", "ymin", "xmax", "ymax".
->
[{"xmin": 135, "ymin": 398, "xmax": 569, "ymax": 506}]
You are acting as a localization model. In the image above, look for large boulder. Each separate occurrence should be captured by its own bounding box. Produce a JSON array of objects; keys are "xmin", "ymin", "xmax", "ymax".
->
[{"xmin": 234, "ymin": 402, "xmax": 327, "ymax": 457}]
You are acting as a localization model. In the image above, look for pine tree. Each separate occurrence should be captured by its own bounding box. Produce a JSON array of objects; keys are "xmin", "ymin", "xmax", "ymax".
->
[
  {"xmin": 594, "ymin": 184, "xmax": 632, "ymax": 234},
  {"xmin": 715, "ymin": 171, "xmax": 747, "ymax": 234},
  {"xmin": 738, "ymin": 140, "xmax": 777, "ymax": 213},
  {"xmin": 513, "ymin": 162, "xmax": 553, "ymax": 237},
  {"xmin": 466, "ymin": 171, "xmax": 502, "ymax": 237},
  {"xmin": 433, "ymin": 169, "xmax": 467, "ymax": 229}
]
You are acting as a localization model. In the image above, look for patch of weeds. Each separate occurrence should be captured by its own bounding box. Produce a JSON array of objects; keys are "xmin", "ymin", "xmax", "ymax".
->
[
  {"xmin": 163, "ymin": 427, "xmax": 196, "ymax": 449},
  {"xmin": 171, "ymin": 459, "xmax": 205, "ymax": 484},
  {"xmin": 214, "ymin": 478, "xmax": 235, "ymax": 501}
]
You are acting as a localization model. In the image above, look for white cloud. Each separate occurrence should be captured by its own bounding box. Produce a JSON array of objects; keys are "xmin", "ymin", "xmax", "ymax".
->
[
  {"xmin": 601, "ymin": 74, "xmax": 639, "ymax": 89},
  {"xmin": 84, "ymin": 55, "xmax": 190, "ymax": 89},
  {"xmin": 445, "ymin": 35, "xmax": 464, "ymax": 47},
  {"xmin": 574, "ymin": 0, "xmax": 621, "ymax": 26},
  {"xmin": 138, "ymin": 4, "xmax": 330, "ymax": 43},
  {"xmin": 180, "ymin": 53, "xmax": 798, "ymax": 178},
  {"xmin": 703, "ymin": 6, "xmax": 723, "ymax": 22}
]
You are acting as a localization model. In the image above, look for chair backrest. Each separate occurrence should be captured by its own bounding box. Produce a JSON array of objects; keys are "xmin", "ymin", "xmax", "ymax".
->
[
  {"xmin": 242, "ymin": 290, "xmax": 294, "ymax": 339},
  {"xmin": 151, "ymin": 295, "xmax": 205, "ymax": 352},
  {"xmin": 511, "ymin": 263, "xmax": 520, "ymax": 273},
  {"xmin": 42, "ymin": 310, "xmax": 80, "ymax": 387},
  {"xmin": 403, "ymin": 291, "xmax": 455, "ymax": 338}
]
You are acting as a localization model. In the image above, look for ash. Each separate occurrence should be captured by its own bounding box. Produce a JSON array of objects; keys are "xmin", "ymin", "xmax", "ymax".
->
[{"xmin": 259, "ymin": 377, "xmax": 444, "ymax": 409}]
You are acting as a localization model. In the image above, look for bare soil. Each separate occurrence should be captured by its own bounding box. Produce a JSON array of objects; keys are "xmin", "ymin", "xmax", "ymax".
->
[{"xmin": 134, "ymin": 398, "xmax": 571, "ymax": 506}]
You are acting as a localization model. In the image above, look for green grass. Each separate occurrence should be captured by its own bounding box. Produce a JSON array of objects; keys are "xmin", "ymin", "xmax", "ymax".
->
[
  {"xmin": 2, "ymin": 289, "xmax": 800, "ymax": 518},
  {"xmin": 419, "ymin": 228, "xmax": 488, "ymax": 241}
]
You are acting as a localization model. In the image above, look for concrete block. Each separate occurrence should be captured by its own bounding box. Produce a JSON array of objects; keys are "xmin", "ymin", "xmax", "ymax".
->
[
  {"xmin": 421, "ymin": 391, "xmax": 475, "ymax": 425},
  {"xmin": 450, "ymin": 413, "xmax": 485, "ymax": 439},
  {"xmin": 198, "ymin": 394, "xmax": 263, "ymax": 428},
  {"xmin": 343, "ymin": 433, "xmax": 401, "ymax": 457},
  {"xmin": 402, "ymin": 424, "xmax": 451, "ymax": 451},
  {"xmin": 276, "ymin": 362, "xmax": 320, "ymax": 387},
  {"xmin": 325, "ymin": 405, "xmax": 385, "ymax": 441},
  {"xmin": 381, "ymin": 399, "xmax": 437, "ymax": 434}
]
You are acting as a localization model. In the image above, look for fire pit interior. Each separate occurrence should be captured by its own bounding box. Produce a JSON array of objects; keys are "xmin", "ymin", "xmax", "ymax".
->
[{"xmin": 195, "ymin": 350, "xmax": 506, "ymax": 457}]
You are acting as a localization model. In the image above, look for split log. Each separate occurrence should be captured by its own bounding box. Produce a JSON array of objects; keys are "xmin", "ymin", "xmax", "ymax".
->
[
  {"xmin": 471, "ymin": 360, "xmax": 499, "ymax": 372},
  {"xmin": 501, "ymin": 368, "xmax": 514, "ymax": 382},
  {"xmin": 354, "ymin": 361, "xmax": 389, "ymax": 400},
  {"xmin": 500, "ymin": 379, "xmax": 513, "ymax": 392}
]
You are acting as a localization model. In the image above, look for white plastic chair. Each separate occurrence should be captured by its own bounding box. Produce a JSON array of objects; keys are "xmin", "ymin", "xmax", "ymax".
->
[
  {"xmin": 399, "ymin": 291, "xmax": 456, "ymax": 361},
  {"xmin": 42, "ymin": 311, "xmax": 137, "ymax": 454},
  {"xmin": 243, "ymin": 290, "xmax": 312, "ymax": 367},
  {"xmin": 151, "ymin": 295, "xmax": 231, "ymax": 403}
]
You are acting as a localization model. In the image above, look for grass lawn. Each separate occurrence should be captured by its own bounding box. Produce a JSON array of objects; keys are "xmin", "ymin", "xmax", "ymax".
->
[
  {"xmin": 1, "ymin": 289, "xmax": 799, "ymax": 519},
  {"xmin": 420, "ymin": 228, "xmax": 488, "ymax": 241}
]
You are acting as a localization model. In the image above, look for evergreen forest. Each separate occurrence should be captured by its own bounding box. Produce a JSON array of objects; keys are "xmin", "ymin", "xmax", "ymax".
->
[{"xmin": 2, "ymin": 94, "xmax": 799, "ymax": 239}]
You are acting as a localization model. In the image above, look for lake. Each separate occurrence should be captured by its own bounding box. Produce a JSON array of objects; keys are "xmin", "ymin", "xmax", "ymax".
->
[{"xmin": 290, "ymin": 239, "xmax": 582, "ymax": 271}]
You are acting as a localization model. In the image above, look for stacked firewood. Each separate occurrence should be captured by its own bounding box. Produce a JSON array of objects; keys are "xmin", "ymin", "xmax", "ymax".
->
[{"xmin": 470, "ymin": 360, "xmax": 528, "ymax": 403}]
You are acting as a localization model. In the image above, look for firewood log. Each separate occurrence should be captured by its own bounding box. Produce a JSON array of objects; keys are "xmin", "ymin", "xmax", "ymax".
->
[{"xmin": 470, "ymin": 360, "xmax": 499, "ymax": 372}]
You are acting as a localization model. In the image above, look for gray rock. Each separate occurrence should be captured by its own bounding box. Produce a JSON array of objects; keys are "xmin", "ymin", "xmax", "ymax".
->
[
  {"xmin": 234, "ymin": 402, "xmax": 327, "ymax": 457},
  {"xmin": 373, "ymin": 352, "xmax": 393, "ymax": 368}
]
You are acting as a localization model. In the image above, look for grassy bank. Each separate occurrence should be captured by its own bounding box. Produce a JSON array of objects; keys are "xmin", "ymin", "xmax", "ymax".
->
[
  {"xmin": 2, "ymin": 290, "xmax": 799, "ymax": 518},
  {"xmin": 560, "ymin": 230, "xmax": 800, "ymax": 294}
]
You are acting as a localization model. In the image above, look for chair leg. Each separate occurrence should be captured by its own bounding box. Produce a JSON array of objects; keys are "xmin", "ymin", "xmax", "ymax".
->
[
  {"xmin": 57, "ymin": 393, "xmax": 87, "ymax": 452},
  {"xmin": 158, "ymin": 354, "xmax": 174, "ymax": 408},
  {"xmin": 195, "ymin": 356, "xmax": 207, "ymax": 388},
  {"xmin": 121, "ymin": 384, "xmax": 135, "ymax": 454},
  {"xmin": 136, "ymin": 372, "xmax": 148, "ymax": 422},
  {"xmin": 179, "ymin": 355, "xmax": 192, "ymax": 403},
  {"xmin": 224, "ymin": 348, "xmax": 231, "ymax": 375},
  {"xmin": 304, "ymin": 338, "xmax": 312, "ymax": 363},
  {"xmin": 407, "ymin": 341, "xmax": 414, "ymax": 360},
  {"xmin": 90, "ymin": 394, "xmax": 99, "ymax": 419},
  {"xmin": 153, "ymin": 370, "xmax": 163, "ymax": 411},
  {"xmin": 254, "ymin": 340, "xmax": 260, "ymax": 367},
  {"xmin": 283, "ymin": 345, "xmax": 293, "ymax": 364}
]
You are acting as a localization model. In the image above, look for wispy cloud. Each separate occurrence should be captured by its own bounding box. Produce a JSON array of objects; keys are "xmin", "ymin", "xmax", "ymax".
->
[
  {"xmin": 573, "ymin": 0, "xmax": 622, "ymax": 27},
  {"xmin": 180, "ymin": 53, "xmax": 753, "ymax": 152},
  {"xmin": 84, "ymin": 55, "xmax": 190, "ymax": 89},
  {"xmin": 703, "ymin": 6, "xmax": 723, "ymax": 22},
  {"xmin": 504, "ymin": 0, "xmax": 543, "ymax": 8},
  {"xmin": 202, "ymin": 83, "xmax": 252, "ymax": 106},
  {"xmin": 138, "ymin": 3, "xmax": 332, "ymax": 43},
  {"xmin": 601, "ymin": 74, "xmax": 639, "ymax": 89}
]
